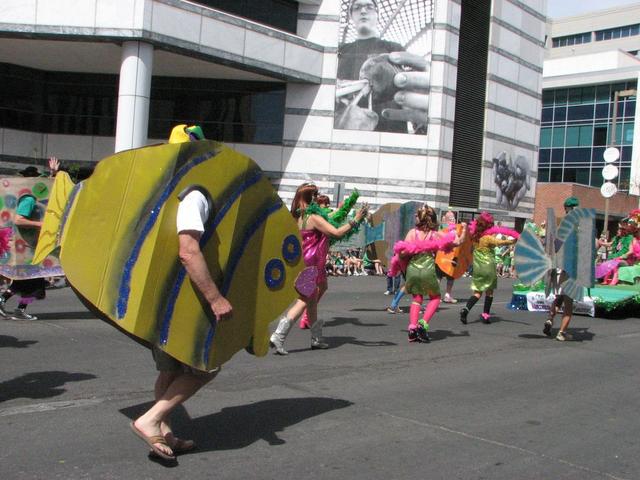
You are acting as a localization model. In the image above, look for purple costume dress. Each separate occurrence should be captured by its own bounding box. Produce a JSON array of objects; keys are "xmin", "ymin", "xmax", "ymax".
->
[{"xmin": 301, "ymin": 228, "xmax": 329, "ymax": 286}]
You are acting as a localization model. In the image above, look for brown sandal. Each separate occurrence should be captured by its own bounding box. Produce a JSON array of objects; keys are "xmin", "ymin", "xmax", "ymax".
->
[{"xmin": 130, "ymin": 422, "xmax": 175, "ymax": 460}]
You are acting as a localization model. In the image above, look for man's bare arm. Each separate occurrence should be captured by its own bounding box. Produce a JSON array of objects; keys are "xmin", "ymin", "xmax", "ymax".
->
[
  {"xmin": 14, "ymin": 215, "xmax": 42, "ymax": 229},
  {"xmin": 178, "ymin": 230, "xmax": 232, "ymax": 322}
]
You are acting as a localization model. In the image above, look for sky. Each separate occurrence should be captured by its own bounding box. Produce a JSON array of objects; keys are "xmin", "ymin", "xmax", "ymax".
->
[{"xmin": 547, "ymin": 0, "xmax": 640, "ymax": 18}]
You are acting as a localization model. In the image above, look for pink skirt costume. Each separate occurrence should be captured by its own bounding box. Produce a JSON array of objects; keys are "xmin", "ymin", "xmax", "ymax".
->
[{"xmin": 301, "ymin": 228, "xmax": 329, "ymax": 286}]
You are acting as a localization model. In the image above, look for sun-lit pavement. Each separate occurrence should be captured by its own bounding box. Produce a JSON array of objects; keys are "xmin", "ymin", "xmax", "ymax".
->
[{"xmin": 1, "ymin": 276, "xmax": 639, "ymax": 479}]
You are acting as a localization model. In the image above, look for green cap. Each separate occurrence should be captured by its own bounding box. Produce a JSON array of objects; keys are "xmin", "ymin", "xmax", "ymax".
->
[
  {"xmin": 563, "ymin": 196, "xmax": 579, "ymax": 208},
  {"xmin": 185, "ymin": 125, "xmax": 205, "ymax": 141}
]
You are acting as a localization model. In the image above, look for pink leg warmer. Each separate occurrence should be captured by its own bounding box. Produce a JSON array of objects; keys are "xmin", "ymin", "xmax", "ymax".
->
[
  {"xmin": 422, "ymin": 295, "xmax": 441, "ymax": 325},
  {"xmin": 299, "ymin": 309, "xmax": 310, "ymax": 329},
  {"xmin": 408, "ymin": 295, "xmax": 423, "ymax": 330}
]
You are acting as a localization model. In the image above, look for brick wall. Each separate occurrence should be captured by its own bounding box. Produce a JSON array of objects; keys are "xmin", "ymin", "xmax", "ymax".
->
[{"xmin": 534, "ymin": 183, "xmax": 639, "ymax": 227}]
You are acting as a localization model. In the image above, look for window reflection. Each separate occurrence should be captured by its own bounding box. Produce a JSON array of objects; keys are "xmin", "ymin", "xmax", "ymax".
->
[
  {"xmin": 539, "ymin": 80, "xmax": 637, "ymax": 191},
  {"xmin": 0, "ymin": 62, "xmax": 286, "ymax": 145}
]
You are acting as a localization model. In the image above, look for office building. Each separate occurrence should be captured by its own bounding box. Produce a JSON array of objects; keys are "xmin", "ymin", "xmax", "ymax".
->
[{"xmin": 0, "ymin": 0, "xmax": 546, "ymax": 224}]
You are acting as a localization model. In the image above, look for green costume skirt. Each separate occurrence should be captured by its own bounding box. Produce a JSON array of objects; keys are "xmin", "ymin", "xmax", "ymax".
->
[
  {"xmin": 405, "ymin": 253, "xmax": 440, "ymax": 296},
  {"xmin": 471, "ymin": 249, "xmax": 497, "ymax": 292}
]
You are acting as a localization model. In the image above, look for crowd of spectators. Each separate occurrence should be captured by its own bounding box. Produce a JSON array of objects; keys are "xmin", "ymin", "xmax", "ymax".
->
[{"xmin": 325, "ymin": 248, "xmax": 386, "ymax": 276}]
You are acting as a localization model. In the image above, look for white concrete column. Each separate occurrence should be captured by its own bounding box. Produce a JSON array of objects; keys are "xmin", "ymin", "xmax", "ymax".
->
[
  {"xmin": 630, "ymin": 72, "xmax": 640, "ymax": 198},
  {"xmin": 115, "ymin": 41, "xmax": 153, "ymax": 152}
]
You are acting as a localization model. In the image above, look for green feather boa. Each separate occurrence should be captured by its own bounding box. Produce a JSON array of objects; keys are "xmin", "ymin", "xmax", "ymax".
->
[{"xmin": 303, "ymin": 190, "xmax": 362, "ymax": 244}]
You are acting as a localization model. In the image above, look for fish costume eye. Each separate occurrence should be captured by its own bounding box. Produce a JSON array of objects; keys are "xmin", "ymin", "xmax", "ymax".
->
[
  {"xmin": 282, "ymin": 234, "xmax": 301, "ymax": 263},
  {"xmin": 265, "ymin": 258, "xmax": 285, "ymax": 289}
]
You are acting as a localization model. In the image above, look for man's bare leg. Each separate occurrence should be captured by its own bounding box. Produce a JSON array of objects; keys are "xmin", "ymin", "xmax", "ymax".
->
[{"xmin": 134, "ymin": 372, "xmax": 216, "ymax": 456}]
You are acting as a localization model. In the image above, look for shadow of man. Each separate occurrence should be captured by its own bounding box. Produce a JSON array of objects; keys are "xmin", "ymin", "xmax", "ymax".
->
[
  {"xmin": 0, "ymin": 371, "xmax": 97, "ymax": 402},
  {"xmin": 121, "ymin": 397, "xmax": 353, "ymax": 451}
]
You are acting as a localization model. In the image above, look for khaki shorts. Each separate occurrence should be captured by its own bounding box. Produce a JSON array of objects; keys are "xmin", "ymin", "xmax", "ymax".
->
[{"xmin": 152, "ymin": 345, "xmax": 221, "ymax": 377}]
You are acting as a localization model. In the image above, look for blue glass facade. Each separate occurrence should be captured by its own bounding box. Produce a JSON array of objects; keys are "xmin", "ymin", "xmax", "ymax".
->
[{"xmin": 538, "ymin": 81, "xmax": 636, "ymax": 191}]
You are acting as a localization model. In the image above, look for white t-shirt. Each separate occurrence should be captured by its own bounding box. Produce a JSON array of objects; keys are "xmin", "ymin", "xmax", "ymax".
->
[{"xmin": 176, "ymin": 190, "xmax": 209, "ymax": 233}]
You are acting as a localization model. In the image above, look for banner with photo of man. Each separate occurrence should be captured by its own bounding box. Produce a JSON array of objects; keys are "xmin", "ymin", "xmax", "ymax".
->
[{"xmin": 335, "ymin": 0, "xmax": 434, "ymax": 134}]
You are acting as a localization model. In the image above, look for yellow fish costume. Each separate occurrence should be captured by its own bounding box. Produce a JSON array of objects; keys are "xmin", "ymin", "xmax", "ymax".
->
[
  {"xmin": 0, "ymin": 176, "xmax": 63, "ymax": 279},
  {"xmin": 35, "ymin": 128, "xmax": 303, "ymax": 371}
]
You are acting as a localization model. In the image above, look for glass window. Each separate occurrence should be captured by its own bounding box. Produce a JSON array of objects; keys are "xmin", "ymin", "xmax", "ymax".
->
[
  {"xmin": 563, "ymin": 168, "xmax": 577, "ymax": 183},
  {"xmin": 565, "ymin": 126, "xmax": 579, "ymax": 147},
  {"xmin": 541, "ymin": 107, "xmax": 553, "ymax": 123},
  {"xmin": 611, "ymin": 83, "xmax": 627, "ymax": 99},
  {"xmin": 581, "ymin": 87, "xmax": 595, "ymax": 103},
  {"xmin": 619, "ymin": 167, "xmax": 631, "ymax": 191},
  {"xmin": 595, "ymin": 103, "xmax": 610, "ymax": 119},
  {"xmin": 540, "ymin": 128, "xmax": 552, "ymax": 148},
  {"xmin": 576, "ymin": 168, "xmax": 590, "ymax": 185},
  {"xmin": 538, "ymin": 168, "xmax": 550, "ymax": 182},
  {"xmin": 194, "ymin": 0, "xmax": 299, "ymax": 34},
  {"xmin": 0, "ymin": 62, "xmax": 285, "ymax": 144},
  {"xmin": 593, "ymin": 125, "xmax": 608, "ymax": 145},
  {"xmin": 621, "ymin": 146, "xmax": 632, "ymax": 163},
  {"xmin": 592, "ymin": 146, "xmax": 606, "ymax": 163},
  {"xmin": 567, "ymin": 104, "xmax": 594, "ymax": 121},
  {"xmin": 579, "ymin": 125, "xmax": 593, "ymax": 146},
  {"xmin": 596, "ymin": 85, "xmax": 610, "ymax": 103},
  {"xmin": 622, "ymin": 123, "xmax": 634, "ymax": 144},
  {"xmin": 565, "ymin": 148, "xmax": 591, "ymax": 164},
  {"xmin": 551, "ymin": 148, "xmax": 564, "ymax": 164},
  {"xmin": 590, "ymin": 168, "xmax": 602, "ymax": 186},
  {"xmin": 623, "ymin": 100, "xmax": 635, "ymax": 118},
  {"xmin": 612, "ymin": 123, "xmax": 623, "ymax": 145},
  {"xmin": 538, "ymin": 149, "xmax": 550, "ymax": 164},
  {"xmin": 552, "ymin": 128, "xmax": 565, "ymax": 147},
  {"xmin": 555, "ymin": 89, "xmax": 568, "ymax": 104},
  {"xmin": 542, "ymin": 90, "xmax": 554, "ymax": 107},
  {"xmin": 568, "ymin": 88, "xmax": 582, "ymax": 105},
  {"xmin": 550, "ymin": 168, "xmax": 563, "ymax": 182},
  {"xmin": 554, "ymin": 106, "xmax": 567, "ymax": 122}
]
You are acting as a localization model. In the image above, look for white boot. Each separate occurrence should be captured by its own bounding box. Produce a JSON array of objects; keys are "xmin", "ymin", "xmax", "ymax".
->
[
  {"xmin": 270, "ymin": 316, "xmax": 293, "ymax": 355},
  {"xmin": 310, "ymin": 319, "xmax": 329, "ymax": 350}
]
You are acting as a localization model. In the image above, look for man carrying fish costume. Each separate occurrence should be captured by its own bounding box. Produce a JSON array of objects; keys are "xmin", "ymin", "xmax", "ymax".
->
[{"xmin": 34, "ymin": 125, "xmax": 305, "ymax": 460}]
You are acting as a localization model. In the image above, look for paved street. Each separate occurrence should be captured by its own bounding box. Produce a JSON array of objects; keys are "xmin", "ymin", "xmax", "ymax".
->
[{"xmin": 1, "ymin": 276, "xmax": 639, "ymax": 479}]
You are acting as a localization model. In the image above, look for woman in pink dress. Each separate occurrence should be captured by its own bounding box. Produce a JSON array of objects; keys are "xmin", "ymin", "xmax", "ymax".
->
[{"xmin": 270, "ymin": 183, "xmax": 367, "ymax": 355}]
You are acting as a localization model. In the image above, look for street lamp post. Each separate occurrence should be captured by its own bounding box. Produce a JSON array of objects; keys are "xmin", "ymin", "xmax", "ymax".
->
[{"xmin": 602, "ymin": 89, "xmax": 637, "ymax": 239}]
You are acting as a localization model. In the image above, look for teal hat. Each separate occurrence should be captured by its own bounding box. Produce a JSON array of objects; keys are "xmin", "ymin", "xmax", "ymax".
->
[{"xmin": 563, "ymin": 196, "xmax": 579, "ymax": 208}]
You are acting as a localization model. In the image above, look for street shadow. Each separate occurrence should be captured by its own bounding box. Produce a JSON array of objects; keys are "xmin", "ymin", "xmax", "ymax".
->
[
  {"xmin": 350, "ymin": 308, "xmax": 392, "ymax": 312},
  {"xmin": 518, "ymin": 328, "xmax": 595, "ymax": 342},
  {"xmin": 35, "ymin": 311, "xmax": 97, "ymax": 320},
  {"xmin": 121, "ymin": 397, "xmax": 353, "ymax": 452},
  {"xmin": 0, "ymin": 371, "xmax": 97, "ymax": 402},
  {"xmin": 0, "ymin": 335, "xmax": 38, "ymax": 348},
  {"xmin": 428, "ymin": 329, "xmax": 471, "ymax": 341},
  {"xmin": 325, "ymin": 316, "xmax": 385, "ymax": 327},
  {"xmin": 287, "ymin": 336, "xmax": 397, "ymax": 353},
  {"xmin": 518, "ymin": 333, "xmax": 548, "ymax": 340},
  {"xmin": 468, "ymin": 315, "xmax": 530, "ymax": 326}
]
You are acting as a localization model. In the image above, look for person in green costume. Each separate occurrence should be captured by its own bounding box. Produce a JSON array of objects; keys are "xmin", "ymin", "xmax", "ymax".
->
[
  {"xmin": 393, "ymin": 205, "xmax": 467, "ymax": 343},
  {"xmin": 459, "ymin": 212, "xmax": 517, "ymax": 325},
  {"xmin": 600, "ymin": 220, "xmax": 635, "ymax": 285}
]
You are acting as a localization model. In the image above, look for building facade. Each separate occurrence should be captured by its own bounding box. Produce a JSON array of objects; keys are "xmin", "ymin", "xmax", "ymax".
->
[
  {"xmin": 0, "ymin": 0, "xmax": 546, "ymax": 224},
  {"xmin": 539, "ymin": 3, "xmax": 640, "ymax": 230}
]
